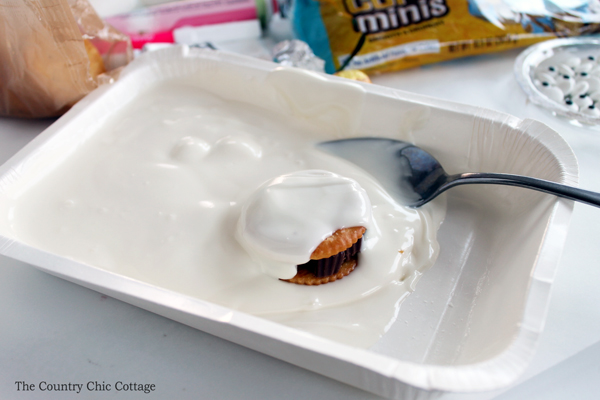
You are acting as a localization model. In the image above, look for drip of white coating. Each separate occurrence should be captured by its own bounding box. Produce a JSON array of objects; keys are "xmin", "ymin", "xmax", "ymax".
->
[{"xmin": 236, "ymin": 170, "xmax": 372, "ymax": 279}]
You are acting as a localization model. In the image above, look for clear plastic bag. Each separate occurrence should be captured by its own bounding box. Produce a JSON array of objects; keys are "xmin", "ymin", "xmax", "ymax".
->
[{"xmin": 0, "ymin": 0, "xmax": 132, "ymax": 118}]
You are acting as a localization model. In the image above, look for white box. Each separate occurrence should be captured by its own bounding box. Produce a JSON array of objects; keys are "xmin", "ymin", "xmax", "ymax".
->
[{"xmin": 0, "ymin": 47, "xmax": 577, "ymax": 399}]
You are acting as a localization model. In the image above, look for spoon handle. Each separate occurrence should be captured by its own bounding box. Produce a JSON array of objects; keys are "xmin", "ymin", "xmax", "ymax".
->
[{"xmin": 444, "ymin": 172, "xmax": 600, "ymax": 208}]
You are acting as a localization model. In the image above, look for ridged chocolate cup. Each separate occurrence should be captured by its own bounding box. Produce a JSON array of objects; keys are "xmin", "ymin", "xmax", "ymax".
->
[{"xmin": 297, "ymin": 238, "xmax": 362, "ymax": 278}]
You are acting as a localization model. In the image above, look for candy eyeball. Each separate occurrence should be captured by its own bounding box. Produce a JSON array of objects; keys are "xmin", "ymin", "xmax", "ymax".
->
[
  {"xmin": 564, "ymin": 99, "xmax": 579, "ymax": 112},
  {"xmin": 532, "ymin": 52, "xmax": 600, "ymax": 119},
  {"xmin": 582, "ymin": 104, "xmax": 600, "ymax": 117},
  {"xmin": 574, "ymin": 95, "xmax": 592, "ymax": 108},
  {"xmin": 563, "ymin": 57, "xmax": 581, "ymax": 68},
  {"xmin": 539, "ymin": 85, "xmax": 564, "ymax": 102}
]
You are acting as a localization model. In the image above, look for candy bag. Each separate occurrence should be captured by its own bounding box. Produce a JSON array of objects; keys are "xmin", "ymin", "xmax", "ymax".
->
[{"xmin": 292, "ymin": 0, "xmax": 600, "ymax": 74}]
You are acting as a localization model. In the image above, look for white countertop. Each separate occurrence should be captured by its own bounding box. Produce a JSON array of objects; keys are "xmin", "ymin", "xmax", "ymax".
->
[{"xmin": 1, "ymin": 47, "xmax": 600, "ymax": 400}]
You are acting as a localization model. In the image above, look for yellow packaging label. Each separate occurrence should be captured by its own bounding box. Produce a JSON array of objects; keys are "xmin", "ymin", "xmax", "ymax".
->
[{"xmin": 311, "ymin": 0, "xmax": 593, "ymax": 74}]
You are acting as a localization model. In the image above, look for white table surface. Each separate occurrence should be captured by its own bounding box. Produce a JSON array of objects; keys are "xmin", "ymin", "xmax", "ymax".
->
[{"xmin": 2, "ymin": 47, "xmax": 600, "ymax": 400}]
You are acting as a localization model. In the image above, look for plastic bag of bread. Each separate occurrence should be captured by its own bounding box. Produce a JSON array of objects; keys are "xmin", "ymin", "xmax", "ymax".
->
[{"xmin": 0, "ymin": 0, "xmax": 133, "ymax": 118}]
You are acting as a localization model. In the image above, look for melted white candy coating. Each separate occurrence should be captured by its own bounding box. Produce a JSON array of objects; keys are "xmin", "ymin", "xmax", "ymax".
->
[
  {"xmin": 1, "ymin": 80, "xmax": 445, "ymax": 347},
  {"xmin": 237, "ymin": 170, "xmax": 372, "ymax": 279}
]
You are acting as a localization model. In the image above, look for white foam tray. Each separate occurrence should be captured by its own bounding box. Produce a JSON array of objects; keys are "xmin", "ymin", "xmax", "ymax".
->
[{"xmin": 0, "ymin": 47, "xmax": 578, "ymax": 399}]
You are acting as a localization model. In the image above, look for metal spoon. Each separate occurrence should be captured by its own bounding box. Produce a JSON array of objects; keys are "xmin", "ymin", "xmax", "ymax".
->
[{"xmin": 318, "ymin": 137, "xmax": 600, "ymax": 208}]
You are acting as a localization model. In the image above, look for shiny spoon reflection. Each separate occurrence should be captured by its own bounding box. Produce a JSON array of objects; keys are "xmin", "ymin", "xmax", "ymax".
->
[{"xmin": 319, "ymin": 137, "xmax": 600, "ymax": 208}]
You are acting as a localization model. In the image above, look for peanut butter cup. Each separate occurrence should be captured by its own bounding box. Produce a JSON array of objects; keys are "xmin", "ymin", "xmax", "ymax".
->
[{"xmin": 283, "ymin": 226, "xmax": 365, "ymax": 286}]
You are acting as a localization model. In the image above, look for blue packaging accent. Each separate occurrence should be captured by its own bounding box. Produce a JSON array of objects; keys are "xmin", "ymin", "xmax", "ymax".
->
[
  {"xmin": 467, "ymin": 0, "xmax": 556, "ymax": 34},
  {"xmin": 292, "ymin": 0, "xmax": 336, "ymax": 73}
]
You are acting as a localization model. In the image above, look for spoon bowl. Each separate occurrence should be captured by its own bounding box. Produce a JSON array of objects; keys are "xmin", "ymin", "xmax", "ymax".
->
[{"xmin": 318, "ymin": 137, "xmax": 600, "ymax": 208}]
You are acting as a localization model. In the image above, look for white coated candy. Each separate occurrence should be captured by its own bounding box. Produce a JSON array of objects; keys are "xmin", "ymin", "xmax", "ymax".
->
[
  {"xmin": 546, "ymin": 66, "xmax": 559, "ymax": 76},
  {"xmin": 571, "ymin": 81, "xmax": 589, "ymax": 97},
  {"xmin": 563, "ymin": 57, "xmax": 581, "ymax": 68},
  {"xmin": 238, "ymin": 170, "xmax": 372, "ymax": 278},
  {"xmin": 574, "ymin": 96, "xmax": 593, "ymax": 108},
  {"xmin": 590, "ymin": 66, "xmax": 600, "ymax": 77},
  {"xmin": 540, "ymin": 85, "xmax": 564, "ymax": 102},
  {"xmin": 532, "ymin": 52, "xmax": 600, "ymax": 116},
  {"xmin": 581, "ymin": 106, "xmax": 600, "ymax": 117},
  {"xmin": 557, "ymin": 77, "xmax": 574, "ymax": 94},
  {"xmin": 564, "ymin": 102, "xmax": 579, "ymax": 112},
  {"xmin": 535, "ymin": 72, "xmax": 556, "ymax": 85},
  {"xmin": 576, "ymin": 62, "xmax": 594, "ymax": 73},
  {"xmin": 585, "ymin": 76, "xmax": 600, "ymax": 92},
  {"xmin": 534, "ymin": 80, "xmax": 553, "ymax": 91},
  {"xmin": 588, "ymin": 90, "xmax": 600, "ymax": 101},
  {"xmin": 558, "ymin": 64, "xmax": 575, "ymax": 77}
]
